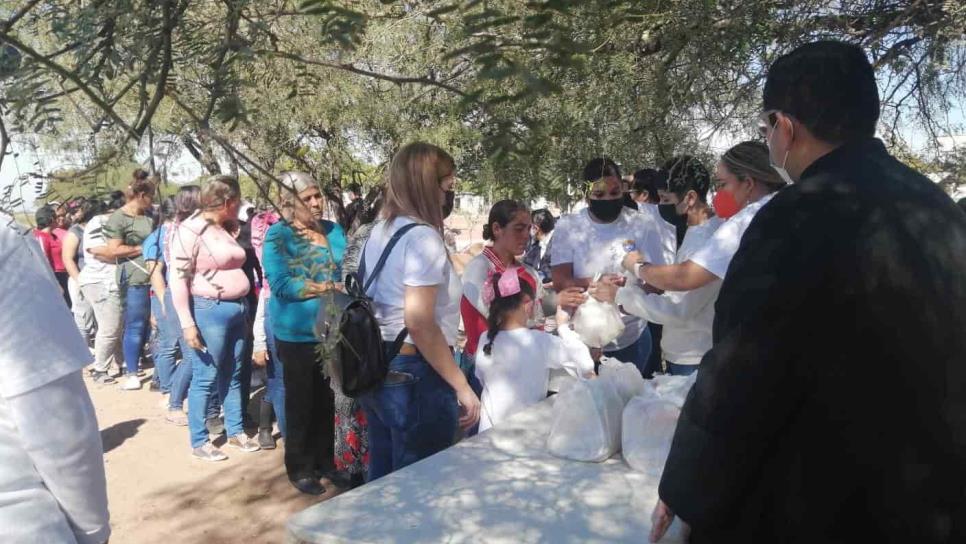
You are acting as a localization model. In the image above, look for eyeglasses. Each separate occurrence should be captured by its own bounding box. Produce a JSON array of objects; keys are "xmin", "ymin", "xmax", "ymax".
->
[{"xmin": 756, "ymin": 109, "xmax": 780, "ymax": 139}]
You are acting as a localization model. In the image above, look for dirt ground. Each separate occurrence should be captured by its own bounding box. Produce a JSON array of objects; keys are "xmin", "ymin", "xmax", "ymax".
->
[{"xmin": 88, "ymin": 370, "xmax": 340, "ymax": 544}]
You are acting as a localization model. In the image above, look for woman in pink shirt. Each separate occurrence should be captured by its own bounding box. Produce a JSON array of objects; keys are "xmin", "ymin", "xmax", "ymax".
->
[{"xmin": 169, "ymin": 175, "xmax": 260, "ymax": 461}]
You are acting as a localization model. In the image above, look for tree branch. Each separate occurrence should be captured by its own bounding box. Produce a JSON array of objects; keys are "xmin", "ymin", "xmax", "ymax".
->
[
  {"xmin": 0, "ymin": 34, "xmax": 137, "ymax": 139},
  {"xmin": 1, "ymin": 0, "xmax": 43, "ymax": 33},
  {"xmin": 253, "ymin": 49, "xmax": 468, "ymax": 97}
]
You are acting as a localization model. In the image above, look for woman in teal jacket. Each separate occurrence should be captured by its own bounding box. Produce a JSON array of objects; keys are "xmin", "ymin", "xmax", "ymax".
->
[{"xmin": 262, "ymin": 172, "xmax": 346, "ymax": 496}]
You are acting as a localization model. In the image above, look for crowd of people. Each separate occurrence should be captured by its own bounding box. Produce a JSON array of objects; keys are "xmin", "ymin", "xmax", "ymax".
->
[{"xmin": 2, "ymin": 39, "xmax": 965, "ymax": 544}]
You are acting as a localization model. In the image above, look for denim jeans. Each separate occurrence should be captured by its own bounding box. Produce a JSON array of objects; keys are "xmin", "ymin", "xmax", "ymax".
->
[
  {"xmin": 666, "ymin": 361, "xmax": 698, "ymax": 376},
  {"xmin": 122, "ymin": 284, "xmax": 151, "ymax": 375},
  {"xmin": 81, "ymin": 283, "xmax": 123, "ymax": 373},
  {"xmin": 151, "ymin": 292, "xmax": 179, "ymax": 392},
  {"xmin": 361, "ymin": 348, "xmax": 459, "ymax": 482},
  {"xmin": 187, "ymin": 296, "xmax": 248, "ymax": 448},
  {"xmin": 604, "ymin": 326, "xmax": 654, "ymax": 378},
  {"xmin": 264, "ymin": 314, "xmax": 286, "ymax": 437},
  {"xmin": 458, "ymin": 351, "xmax": 483, "ymax": 438}
]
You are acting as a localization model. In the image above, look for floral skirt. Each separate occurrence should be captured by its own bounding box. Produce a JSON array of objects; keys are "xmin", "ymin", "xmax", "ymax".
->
[{"xmin": 333, "ymin": 385, "xmax": 369, "ymax": 475}]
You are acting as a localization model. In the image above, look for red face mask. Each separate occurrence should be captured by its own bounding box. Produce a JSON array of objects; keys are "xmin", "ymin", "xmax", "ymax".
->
[{"xmin": 712, "ymin": 189, "xmax": 741, "ymax": 219}]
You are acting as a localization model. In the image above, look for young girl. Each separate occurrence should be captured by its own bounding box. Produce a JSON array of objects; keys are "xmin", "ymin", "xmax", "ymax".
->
[{"xmin": 474, "ymin": 268, "xmax": 595, "ymax": 432}]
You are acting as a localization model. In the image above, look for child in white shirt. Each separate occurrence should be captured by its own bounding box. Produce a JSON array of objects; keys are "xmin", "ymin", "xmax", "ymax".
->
[{"xmin": 474, "ymin": 268, "xmax": 595, "ymax": 432}]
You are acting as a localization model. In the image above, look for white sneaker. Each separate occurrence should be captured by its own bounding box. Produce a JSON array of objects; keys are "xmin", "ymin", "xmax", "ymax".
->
[
  {"xmin": 121, "ymin": 376, "xmax": 141, "ymax": 390},
  {"xmin": 157, "ymin": 393, "xmax": 170, "ymax": 409}
]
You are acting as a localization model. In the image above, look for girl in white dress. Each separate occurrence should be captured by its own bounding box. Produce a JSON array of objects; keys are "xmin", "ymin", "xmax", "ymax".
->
[{"xmin": 474, "ymin": 268, "xmax": 595, "ymax": 431}]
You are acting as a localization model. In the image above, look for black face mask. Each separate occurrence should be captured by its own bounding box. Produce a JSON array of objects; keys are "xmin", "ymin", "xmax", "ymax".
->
[
  {"xmin": 442, "ymin": 190, "xmax": 455, "ymax": 220},
  {"xmin": 588, "ymin": 198, "xmax": 624, "ymax": 223},
  {"xmin": 623, "ymin": 193, "xmax": 638, "ymax": 210},
  {"xmin": 658, "ymin": 203, "xmax": 680, "ymax": 224}
]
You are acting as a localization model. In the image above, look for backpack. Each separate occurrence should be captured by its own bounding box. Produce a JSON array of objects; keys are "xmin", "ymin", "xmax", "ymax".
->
[{"xmin": 316, "ymin": 223, "xmax": 421, "ymax": 398}]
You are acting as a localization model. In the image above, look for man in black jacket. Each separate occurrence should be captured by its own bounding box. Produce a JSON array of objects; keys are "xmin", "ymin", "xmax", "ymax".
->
[{"xmin": 651, "ymin": 41, "xmax": 966, "ymax": 543}]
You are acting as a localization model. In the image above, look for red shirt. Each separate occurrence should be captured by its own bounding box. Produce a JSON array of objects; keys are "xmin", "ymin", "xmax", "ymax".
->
[
  {"xmin": 33, "ymin": 229, "xmax": 57, "ymax": 271},
  {"xmin": 50, "ymin": 227, "xmax": 67, "ymax": 272}
]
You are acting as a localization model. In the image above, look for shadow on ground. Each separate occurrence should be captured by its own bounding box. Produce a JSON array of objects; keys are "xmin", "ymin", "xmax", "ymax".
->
[
  {"xmin": 138, "ymin": 455, "xmax": 344, "ymax": 544},
  {"xmin": 101, "ymin": 418, "xmax": 147, "ymax": 453}
]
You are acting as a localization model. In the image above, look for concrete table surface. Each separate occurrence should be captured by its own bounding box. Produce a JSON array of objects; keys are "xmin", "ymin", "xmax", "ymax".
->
[{"xmin": 287, "ymin": 396, "xmax": 687, "ymax": 544}]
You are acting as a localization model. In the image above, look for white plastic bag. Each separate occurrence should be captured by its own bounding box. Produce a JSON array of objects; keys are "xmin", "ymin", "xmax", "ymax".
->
[
  {"xmin": 597, "ymin": 357, "xmax": 647, "ymax": 403},
  {"xmin": 650, "ymin": 372, "xmax": 698, "ymax": 408},
  {"xmin": 547, "ymin": 377, "xmax": 625, "ymax": 462},
  {"xmin": 621, "ymin": 397, "xmax": 681, "ymax": 476},
  {"xmin": 571, "ymin": 297, "xmax": 625, "ymax": 348}
]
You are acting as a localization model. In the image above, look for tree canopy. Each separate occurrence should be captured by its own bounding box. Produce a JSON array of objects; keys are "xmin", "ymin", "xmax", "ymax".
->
[{"xmin": 1, "ymin": 0, "xmax": 964, "ymax": 211}]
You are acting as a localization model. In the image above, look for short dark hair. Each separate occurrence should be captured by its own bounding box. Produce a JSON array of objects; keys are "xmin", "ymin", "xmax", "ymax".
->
[
  {"xmin": 531, "ymin": 208, "xmax": 555, "ymax": 234},
  {"xmin": 348, "ymin": 182, "xmax": 362, "ymax": 195},
  {"xmin": 763, "ymin": 40, "xmax": 879, "ymax": 144},
  {"xmin": 582, "ymin": 157, "xmax": 621, "ymax": 182},
  {"xmin": 483, "ymin": 199, "xmax": 529, "ymax": 241},
  {"xmin": 632, "ymin": 168, "xmax": 665, "ymax": 202},
  {"xmin": 661, "ymin": 156, "xmax": 711, "ymax": 202},
  {"xmin": 35, "ymin": 205, "xmax": 55, "ymax": 229}
]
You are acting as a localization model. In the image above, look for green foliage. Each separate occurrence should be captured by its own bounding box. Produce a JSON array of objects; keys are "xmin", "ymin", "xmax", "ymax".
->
[{"xmin": 1, "ymin": 0, "xmax": 964, "ymax": 206}]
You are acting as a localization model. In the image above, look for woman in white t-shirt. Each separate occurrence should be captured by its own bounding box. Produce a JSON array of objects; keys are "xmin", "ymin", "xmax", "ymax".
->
[
  {"xmin": 619, "ymin": 142, "xmax": 787, "ymax": 290},
  {"xmin": 359, "ymin": 142, "xmax": 481, "ymax": 481},
  {"xmin": 551, "ymin": 158, "xmax": 674, "ymax": 377},
  {"xmin": 474, "ymin": 269, "xmax": 594, "ymax": 431},
  {"xmin": 609, "ymin": 157, "xmax": 725, "ymax": 377}
]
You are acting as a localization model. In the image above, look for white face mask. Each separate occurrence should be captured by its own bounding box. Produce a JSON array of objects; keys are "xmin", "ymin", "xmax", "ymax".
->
[{"xmin": 767, "ymin": 114, "xmax": 795, "ymax": 185}]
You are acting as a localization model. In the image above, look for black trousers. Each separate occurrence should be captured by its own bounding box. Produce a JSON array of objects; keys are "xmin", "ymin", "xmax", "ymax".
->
[{"xmin": 275, "ymin": 339, "xmax": 335, "ymax": 481}]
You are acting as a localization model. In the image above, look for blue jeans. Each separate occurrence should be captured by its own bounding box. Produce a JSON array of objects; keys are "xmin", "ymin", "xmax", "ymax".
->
[
  {"xmin": 157, "ymin": 290, "xmax": 194, "ymax": 411},
  {"xmin": 122, "ymin": 285, "xmax": 151, "ymax": 374},
  {"xmin": 666, "ymin": 362, "xmax": 698, "ymax": 376},
  {"xmin": 187, "ymin": 296, "xmax": 248, "ymax": 448},
  {"xmin": 263, "ymin": 312, "xmax": 286, "ymax": 437},
  {"xmin": 604, "ymin": 326, "xmax": 654, "ymax": 377},
  {"xmin": 361, "ymin": 349, "xmax": 459, "ymax": 482},
  {"xmin": 151, "ymin": 293, "xmax": 179, "ymax": 393},
  {"xmin": 458, "ymin": 351, "xmax": 483, "ymax": 438}
]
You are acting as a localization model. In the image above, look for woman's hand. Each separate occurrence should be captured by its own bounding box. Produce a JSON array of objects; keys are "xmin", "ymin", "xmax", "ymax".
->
[
  {"xmin": 590, "ymin": 274, "xmax": 621, "ymax": 303},
  {"xmin": 557, "ymin": 286, "xmax": 588, "ymax": 310},
  {"xmin": 622, "ymin": 250, "xmax": 645, "ymax": 273},
  {"xmin": 455, "ymin": 384, "xmax": 481, "ymax": 430},
  {"xmin": 649, "ymin": 499, "xmax": 688, "ymax": 542},
  {"xmin": 304, "ymin": 280, "xmax": 335, "ymax": 297},
  {"xmin": 183, "ymin": 326, "xmax": 205, "ymax": 351},
  {"xmin": 253, "ymin": 350, "xmax": 268, "ymax": 368}
]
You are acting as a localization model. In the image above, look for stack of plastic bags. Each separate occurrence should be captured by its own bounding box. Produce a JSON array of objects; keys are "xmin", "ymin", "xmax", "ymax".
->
[{"xmin": 547, "ymin": 357, "xmax": 698, "ymax": 476}]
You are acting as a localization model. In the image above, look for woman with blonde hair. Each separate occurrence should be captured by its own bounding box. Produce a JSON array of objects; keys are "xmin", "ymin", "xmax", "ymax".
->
[
  {"xmin": 170, "ymin": 175, "xmax": 260, "ymax": 461},
  {"xmin": 262, "ymin": 172, "xmax": 346, "ymax": 495},
  {"xmin": 359, "ymin": 142, "xmax": 480, "ymax": 481}
]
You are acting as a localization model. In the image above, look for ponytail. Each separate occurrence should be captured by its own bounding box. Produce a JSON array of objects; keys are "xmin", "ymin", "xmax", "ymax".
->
[{"xmin": 481, "ymin": 270, "xmax": 535, "ymax": 356}]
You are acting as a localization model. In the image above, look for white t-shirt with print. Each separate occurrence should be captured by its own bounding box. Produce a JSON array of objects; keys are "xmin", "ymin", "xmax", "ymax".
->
[
  {"xmin": 362, "ymin": 217, "xmax": 461, "ymax": 346},
  {"xmin": 690, "ymin": 193, "xmax": 776, "ymax": 279},
  {"xmin": 474, "ymin": 325, "xmax": 594, "ymax": 432},
  {"xmin": 0, "ymin": 216, "xmax": 106, "ymax": 543},
  {"xmin": 551, "ymin": 206, "xmax": 674, "ymax": 350}
]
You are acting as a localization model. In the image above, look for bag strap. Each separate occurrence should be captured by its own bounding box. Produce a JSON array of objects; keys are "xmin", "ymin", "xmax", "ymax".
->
[{"xmin": 360, "ymin": 222, "xmax": 423, "ymax": 293}]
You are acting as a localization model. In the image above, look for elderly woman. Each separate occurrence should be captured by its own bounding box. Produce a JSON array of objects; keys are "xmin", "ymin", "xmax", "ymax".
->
[{"xmin": 262, "ymin": 172, "xmax": 346, "ymax": 496}]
